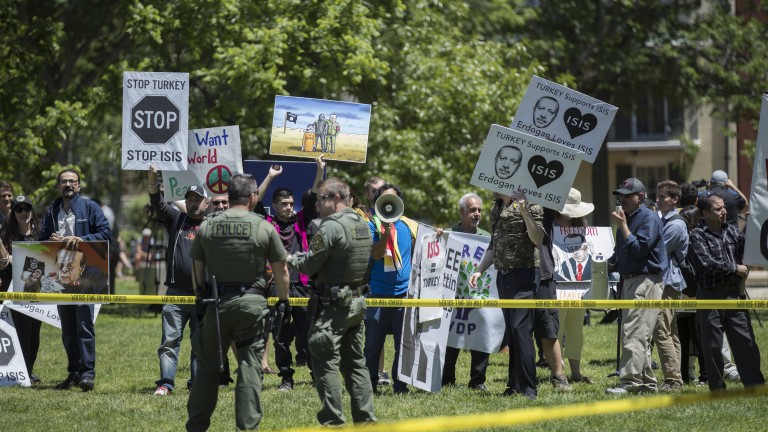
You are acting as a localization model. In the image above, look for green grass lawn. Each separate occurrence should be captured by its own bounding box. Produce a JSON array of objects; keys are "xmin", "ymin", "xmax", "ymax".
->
[{"xmin": 2, "ymin": 278, "xmax": 768, "ymax": 431}]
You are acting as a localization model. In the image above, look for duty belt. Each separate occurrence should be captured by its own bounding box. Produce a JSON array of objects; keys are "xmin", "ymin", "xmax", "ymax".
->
[
  {"xmin": 218, "ymin": 283, "xmax": 266, "ymax": 297},
  {"xmin": 314, "ymin": 284, "xmax": 369, "ymax": 305}
]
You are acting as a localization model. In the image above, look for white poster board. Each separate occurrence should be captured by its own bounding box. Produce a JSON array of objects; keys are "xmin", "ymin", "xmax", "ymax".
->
[
  {"xmin": 444, "ymin": 232, "xmax": 504, "ymax": 353},
  {"xmin": 399, "ymin": 225, "xmax": 452, "ymax": 392},
  {"xmin": 0, "ymin": 306, "xmax": 31, "ymax": 387},
  {"xmin": 744, "ymin": 94, "xmax": 768, "ymax": 266},
  {"xmin": 161, "ymin": 125, "xmax": 244, "ymax": 201},
  {"xmin": 510, "ymin": 75, "xmax": 618, "ymax": 163},
  {"xmin": 122, "ymin": 71, "xmax": 189, "ymax": 170},
  {"xmin": 470, "ymin": 124, "xmax": 584, "ymax": 211},
  {"xmin": 415, "ymin": 230, "xmax": 447, "ymax": 323}
]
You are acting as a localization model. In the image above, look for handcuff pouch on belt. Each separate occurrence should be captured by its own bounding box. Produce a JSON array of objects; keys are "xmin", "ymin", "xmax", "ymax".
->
[{"xmin": 314, "ymin": 284, "xmax": 370, "ymax": 307}]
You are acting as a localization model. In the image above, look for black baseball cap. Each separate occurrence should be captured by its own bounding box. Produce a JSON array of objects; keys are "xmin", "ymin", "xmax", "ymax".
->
[
  {"xmin": 11, "ymin": 195, "xmax": 34, "ymax": 211},
  {"xmin": 612, "ymin": 178, "xmax": 646, "ymax": 195}
]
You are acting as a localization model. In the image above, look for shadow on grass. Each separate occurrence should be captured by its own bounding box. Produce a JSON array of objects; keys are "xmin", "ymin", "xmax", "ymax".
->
[{"xmin": 588, "ymin": 358, "xmax": 617, "ymax": 367}]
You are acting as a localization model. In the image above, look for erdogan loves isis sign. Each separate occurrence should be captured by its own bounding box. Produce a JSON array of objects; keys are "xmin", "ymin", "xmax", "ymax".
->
[{"xmin": 470, "ymin": 124, "xmax": 584, "ymax": 211}]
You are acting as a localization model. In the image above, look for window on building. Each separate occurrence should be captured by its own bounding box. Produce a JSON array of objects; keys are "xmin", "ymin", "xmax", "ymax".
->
[
  {"xmin": 635, "ymin": 166, "xmax": 668, "ymax": 200},
  {"xmin": 609, "ymin": 94, "xmax": 685, "ymax": 142}
]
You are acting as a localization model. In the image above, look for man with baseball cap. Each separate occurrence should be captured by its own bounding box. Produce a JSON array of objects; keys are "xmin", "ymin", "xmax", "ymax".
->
[
  {"xmin": 708, "ymin": 170, "xmax": 748, "ymax": 229},
  {"xmin": 606, "ymin": 178, "xmax": 668, "ymax": 395},
  {"xmin": 148, "ymin": 166, "xmax": 210, "ymax": 396}
]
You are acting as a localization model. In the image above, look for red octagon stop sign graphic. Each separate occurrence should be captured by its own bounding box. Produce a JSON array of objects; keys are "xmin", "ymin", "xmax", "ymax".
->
[{"xmin": 207, "ymin": 165, "xmax": 232, "ymax": 194}]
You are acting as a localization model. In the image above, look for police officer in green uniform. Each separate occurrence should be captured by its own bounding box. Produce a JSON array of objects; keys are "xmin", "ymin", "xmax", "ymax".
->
[
  {"xmin": 287, "ymin": 177, "xmax": 377, "ymax": 427},
  {"xmin": 186, "ymin": 174, "xmax": 290, "ymax": 432}
]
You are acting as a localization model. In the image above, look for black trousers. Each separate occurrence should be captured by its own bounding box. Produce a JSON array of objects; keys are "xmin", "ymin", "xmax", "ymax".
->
[
  {"xmin": 677, "ymin": 311, "xmax": 706, "ymax": 382},
  {"xmin": 272, "ymin": 283, "xmax": 312, "ymax": 381},
  {"xmin": 442, "ymin": 346, "xmax": 489, "ymax": 387},
  {"xmin": 10, "ymin": 309, "xmax": 42, "ymax": 375},
  {"xmin": 497, "ymin": 268, "xmax": 537, "ymax": 398},
  {"xmin": 696, "ymin": 287, "xmax": 765, "ymax": 391}
]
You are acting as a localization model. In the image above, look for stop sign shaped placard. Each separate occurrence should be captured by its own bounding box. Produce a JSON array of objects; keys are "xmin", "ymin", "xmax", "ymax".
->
[
  {"xmin": 0, "ymin": 327, "xmax": 16, "ymax": 366},
  {"xmin": 131, "ymin": 95, "xmax": 181, "ymax": 144}
]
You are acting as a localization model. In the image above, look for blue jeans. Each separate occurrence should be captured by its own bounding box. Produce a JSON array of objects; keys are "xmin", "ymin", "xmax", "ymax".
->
[
  {"xmin": 364, "ymin": 298, "xmax": 406, "ymax": 392},
  {"xmin": 156, "ymin": 294, "xmax": 199, "ymax": 391}
]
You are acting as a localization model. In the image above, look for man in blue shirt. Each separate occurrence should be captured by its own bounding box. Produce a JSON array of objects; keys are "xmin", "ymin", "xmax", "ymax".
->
[
  {"xmin": 364, "ymin": 184, "xmax": 415, "ymax": 395},
  {"xmin": 41, "ymin": 169, "xmax": 111, "ymax": 392},
  {"xmin": 652, "ymin": 180, "xmax": 688, "ymax": 391},
  {"xmin": 605, "ymin": 178, "xmax": 668, "ymax": 395}
]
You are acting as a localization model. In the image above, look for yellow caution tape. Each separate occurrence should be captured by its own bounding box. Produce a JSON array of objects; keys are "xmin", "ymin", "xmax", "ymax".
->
[
  {"xmin": 0, "ymin": 292, "xmax": 196, "ymax": 304},
  {"xmin": 278, "ymin": 384, "xmax": 768, "ymax": 432},
  {"xmin": 1, "ymin": 292, "xmax": 767, "ymax": 309}
]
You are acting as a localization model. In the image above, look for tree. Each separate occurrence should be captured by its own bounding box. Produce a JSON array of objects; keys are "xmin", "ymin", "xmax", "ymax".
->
[{"xmin": 1, "ymin": 0, "xmax": 540, "ymax": 226}]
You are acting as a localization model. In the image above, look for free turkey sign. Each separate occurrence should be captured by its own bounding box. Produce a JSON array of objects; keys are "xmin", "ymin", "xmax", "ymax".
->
[{"xmin": 161, "ymin": 125, "xmax": 244, "ymax": 201}]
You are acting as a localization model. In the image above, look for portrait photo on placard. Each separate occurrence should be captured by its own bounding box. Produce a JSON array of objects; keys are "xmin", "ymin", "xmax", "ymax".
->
[
  {"xmin": 11, "ymin": 241, "xmax": 110, "ymax": 295},
  {"xmin": 470, "ymin": 124, "xmax": 584, "ymax": 211},
  {"xmin": 269, "ymin": 95, "xmax": 371, "ymax": 163},
  {"xmin": 510, "ymin": 75, "xmax": 618, "ymax": 164}
]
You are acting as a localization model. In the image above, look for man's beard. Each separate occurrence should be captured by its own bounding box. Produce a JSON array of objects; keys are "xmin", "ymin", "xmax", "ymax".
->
[{"xmin": 470, "ymin": 217, "xmax": 480, "ymax": 227}]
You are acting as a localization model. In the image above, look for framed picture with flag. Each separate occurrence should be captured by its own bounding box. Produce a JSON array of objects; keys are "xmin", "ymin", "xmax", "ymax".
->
[{"xmin": 269, "ymin": 95, "xmax": 371, "ymax": 163}]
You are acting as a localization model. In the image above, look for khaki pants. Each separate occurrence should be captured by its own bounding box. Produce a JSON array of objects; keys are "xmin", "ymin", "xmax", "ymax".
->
[
  {"xmin": 653, "ymin": 285, "xmax": 683, "ymax": 385},
  {"xmin": 619, "ymin": 274, "xmax": 662, "ymax": 391}
]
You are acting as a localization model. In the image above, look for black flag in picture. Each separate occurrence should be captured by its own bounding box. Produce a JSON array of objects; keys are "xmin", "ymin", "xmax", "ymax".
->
[{"xmin": 286, "ymin": 112, "xmax": 297, "ymax": 123}]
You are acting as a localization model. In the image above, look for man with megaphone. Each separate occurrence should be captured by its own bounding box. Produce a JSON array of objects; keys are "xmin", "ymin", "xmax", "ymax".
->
[{"xmin": 364, "ymin": 184, "xmax": 418, "ymax": 395}]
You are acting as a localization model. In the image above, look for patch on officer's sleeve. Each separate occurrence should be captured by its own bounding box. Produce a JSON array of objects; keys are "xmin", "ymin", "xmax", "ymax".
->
[{"xmin": 310, "ymin": 233, "xmax": 326, "ymax": 253}]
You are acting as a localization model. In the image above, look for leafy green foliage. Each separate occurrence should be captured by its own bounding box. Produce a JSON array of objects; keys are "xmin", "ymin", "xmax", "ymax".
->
[{"xmin": 1, "ymin": 0, "xmax": 765, "ymax": 226}]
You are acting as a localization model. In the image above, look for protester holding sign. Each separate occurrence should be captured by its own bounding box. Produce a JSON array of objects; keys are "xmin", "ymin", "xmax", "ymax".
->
[
  {"xmin": 40, "ymin": 168, "xmax": 112, "ymax": 392},
  {"xmin": 469, "ymin": 191, "xmax": 544, "ymax": 400},
  {"xmin": 264, "ymin": 154, "xmax": 325, "ymax": 391},
  {"xmin": 441, "ymin": 193, "xmax": 492, "ymax": 391},
  {"xmin": 0, "ymin": 195, "xmax": 42, "ymax": 383},
  {"xmin": 148, "ymin": 165, "xmax": 230, "ymax": 395}
]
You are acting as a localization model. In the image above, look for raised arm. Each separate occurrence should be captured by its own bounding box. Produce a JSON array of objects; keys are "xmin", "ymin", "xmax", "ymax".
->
[{"xmin": 257, "ymin": 164, "xmax": 282, "ymax": 202}]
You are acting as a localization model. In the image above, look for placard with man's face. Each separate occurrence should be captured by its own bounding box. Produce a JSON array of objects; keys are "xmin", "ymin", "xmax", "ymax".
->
[
  {"xmin": 470, "ymin": 124, "xmax": 584, "ymax": 211},
  {"xmin": 510, "ymin": 75, "xmax": 618, "ymax": 164}
]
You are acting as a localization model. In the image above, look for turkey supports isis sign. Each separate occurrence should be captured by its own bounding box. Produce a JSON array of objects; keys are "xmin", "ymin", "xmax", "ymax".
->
[
  {"xmin": 470, "ymin": 124, "xmax": 584, "ymax": 212},
  {"xmin": 122, "ymin": 71, "xmax": 189, "ymax": 171},
  {"xmin": 509, "ymin": 75, "xmax": 618, "ymax": 164}
]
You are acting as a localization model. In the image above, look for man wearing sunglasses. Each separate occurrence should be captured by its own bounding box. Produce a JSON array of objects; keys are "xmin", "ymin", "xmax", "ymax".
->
[{"xmin": 40, "ymin": 168, "xmax": 111, "ymax": 392}]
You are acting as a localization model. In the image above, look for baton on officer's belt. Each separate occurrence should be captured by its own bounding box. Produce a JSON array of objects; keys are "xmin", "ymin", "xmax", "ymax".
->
[{"xmin": 202, "ymin": 275, "xmax": 225, "ymax": 373}]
